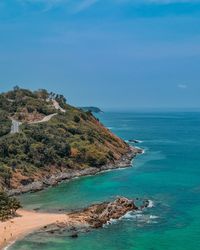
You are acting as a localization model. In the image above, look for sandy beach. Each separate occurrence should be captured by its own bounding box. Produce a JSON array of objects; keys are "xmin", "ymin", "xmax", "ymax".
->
[
  {"xmin": 0, "ymin": 209, "xmax": 69, "ymax": 250},
  {"xmin": 0, "ymin": 196, "xmax": 140, "ymax": 250}
]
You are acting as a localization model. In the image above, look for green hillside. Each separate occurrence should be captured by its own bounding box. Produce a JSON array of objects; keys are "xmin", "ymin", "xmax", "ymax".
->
[{"xmin": 0, "ymin": 87, "xmax": 130, "ymax": 190}]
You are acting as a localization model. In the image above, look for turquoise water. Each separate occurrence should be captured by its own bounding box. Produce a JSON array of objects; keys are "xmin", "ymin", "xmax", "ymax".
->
[{"xmin": 11, "ymin": 112, "xmax": 200, "ymax": 250}]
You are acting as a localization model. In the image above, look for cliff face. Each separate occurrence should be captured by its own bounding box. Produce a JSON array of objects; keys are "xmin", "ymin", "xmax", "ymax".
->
[{"xmin": 0, "ymin": 88, "xmax": 134, "ymax": 191}]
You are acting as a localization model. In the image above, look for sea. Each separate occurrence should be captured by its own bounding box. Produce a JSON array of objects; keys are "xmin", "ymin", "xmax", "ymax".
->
[{"xmin": 10, "ymin": 111, "xmax": 200, "ymax": 250}]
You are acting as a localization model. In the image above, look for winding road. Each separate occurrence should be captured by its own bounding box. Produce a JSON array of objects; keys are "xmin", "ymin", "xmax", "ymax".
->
[
  {"xmin": 9, "ymin": 99, "xmax": 66, "ymax": 134},
  {"xmin": 10, "ymin": 119, "xmax": 21, "ymax": 134},
  {"xmin": 52, "ymin": 99, "xmax": 66, "ymax": 113},
  {"xmin": 29, "ymin": 113, "xmax": 57, "ymax": 124}
]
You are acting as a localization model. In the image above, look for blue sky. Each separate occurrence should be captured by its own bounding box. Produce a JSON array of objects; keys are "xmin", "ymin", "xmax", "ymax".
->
[{"xmin": 0, "ymin": 0, "xmax": 200, "ymax": 109}]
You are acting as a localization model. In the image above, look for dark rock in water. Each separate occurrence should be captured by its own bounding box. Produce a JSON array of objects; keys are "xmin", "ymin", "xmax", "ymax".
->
[
  {"xmin": 129, "ymin": 139, "xmax": 140, "ymax": 143},
  {"xmin": 70, "ymin": 232, "xmax": 78, "ymax": 238},
  {"xmin": 140, "ymin": 200, "xmax": 149, "ymax": 209}
]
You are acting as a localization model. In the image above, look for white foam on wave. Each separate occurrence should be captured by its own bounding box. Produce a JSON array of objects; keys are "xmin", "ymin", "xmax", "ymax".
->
[
  {"xmin": 123, "ymin": 211, "xmax": 143, "ymax": 220},
  {"xmin": 103, "ymin": 211, "xmax": 142, "ymax": 227},
  {"xmin": 122, "ymin": 211, "xmax": 140, "ymax": 219},
  {"xmin": 107, "ymin": 127, "xmax": 114, "ymax": 130},
  {"xmin": 4, "ymin": 240, "xmax": 16, "ymax": 250},
  {"xmin": 149, "ymin": 215, "xmax": 159, "ymax": 219},
  {"xmin": 136, "ymin": 140, "xmax": 143, "ymax": 144},
  {"xmin": 128, "ymin": 140, "xmax": 144, "ymax": 144},
  {"xmin": 103, "ymin": 200, "xmax": 158, "ymax": 228},
  {"xmin": 146, "ymin": 215, "xmax": 159, "ymax": 224},
  {"xmin": 122, "ymin": 210, "xmax": 159, "ymax": 224},
  {"xmin": 103, "ymin": 218, "xmax": 118, "ymax": 227},
  {"xmin": 103, "ymin": 211, "xmax": 159, "ymax": 228},
  {"xmin": 147, "ymin": 200, "xmax": 154, "ymax": 208},
  {"xmin": 134, "ymin": 146, "xmax": 146, "ymax": 155}
]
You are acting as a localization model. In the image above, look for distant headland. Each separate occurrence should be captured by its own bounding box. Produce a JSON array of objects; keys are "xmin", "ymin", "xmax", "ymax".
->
[{"xmin": 79, "ymin": 106, "xmax": 103, "ymax": 113}]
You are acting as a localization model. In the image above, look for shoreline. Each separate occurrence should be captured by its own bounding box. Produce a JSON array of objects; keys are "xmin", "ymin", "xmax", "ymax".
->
[
  {"xmin": 1, "ymin": 147, "xmax": 142, "ymax": 250},
  {"xmin": 8, "ymin": 146, "xmax": 142, "ymax": 196},
  {"xmin": 0, "ymin": 196, "xmax": 145, "ymax": 250},
  {"xmin": 0, "ymin": 209, "xmax": 69, "ymax": 250}
]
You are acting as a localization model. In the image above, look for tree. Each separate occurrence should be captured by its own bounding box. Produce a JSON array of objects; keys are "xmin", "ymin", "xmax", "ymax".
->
[
  {"xmin": 74, "ymin": 115, "xmax": 80, "ymax": 123},
  {"xmin": 0, "ymin": 190, "xmax": 21, "ymax": 221},
  {"xmin": 0, "ymin": 165, "xmax": 12, "ymax": 188}
]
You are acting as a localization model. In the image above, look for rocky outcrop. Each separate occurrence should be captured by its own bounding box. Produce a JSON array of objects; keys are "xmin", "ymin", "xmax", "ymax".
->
[
  {"xmin": 82, "ymin": 197, "xmax": 139, "ymax": 228},
  {"xmin": 41, "ymin": 197, "xmax": 149, "ymax": 237}
]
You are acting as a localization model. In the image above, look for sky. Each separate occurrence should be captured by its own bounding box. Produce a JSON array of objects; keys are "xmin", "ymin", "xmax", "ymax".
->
[{"xmin": 0, "ymin": 0, "xmax": 200, "ymax": 109}]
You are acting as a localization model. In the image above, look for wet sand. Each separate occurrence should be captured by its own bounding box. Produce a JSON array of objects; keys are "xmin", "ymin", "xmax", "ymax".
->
[{"xmin": 0, "ymin": 209, "xmax": 69, "ymax": 249}]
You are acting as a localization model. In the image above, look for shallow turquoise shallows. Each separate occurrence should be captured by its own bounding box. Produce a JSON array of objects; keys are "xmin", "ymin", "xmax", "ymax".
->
[{"xmin": 10, "ymin": 112, "xmax": 200, "ymax": 250}]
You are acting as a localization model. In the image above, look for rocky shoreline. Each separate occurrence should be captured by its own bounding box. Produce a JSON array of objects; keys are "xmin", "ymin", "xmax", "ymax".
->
[
  {"xmin": 0, "ymin": 196, "xmax": 149, "ymax": 249},
  {"xmin": 8, "ymin": 146, "xmax": 142, "ymax": 196},
  {"xmin": 39, "ymin": 196, "xmax": 149, "ymax": 237}
]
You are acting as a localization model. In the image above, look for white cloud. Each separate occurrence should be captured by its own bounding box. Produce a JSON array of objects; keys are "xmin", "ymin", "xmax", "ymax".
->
[
  {"xmin": 73, "ymin": 0, "xmax": 99, "ymax": 13},
  {"xmin": 178, "ymin": 84, "xmax": 187, "ymax": 89},
  {"xmin": 22, "ymin": 0, "xmax": 64, "ymax": 3},
  {"xmin": 18, "ymin": 0, "xmax": 66, "ymax": 12},
  {"xmin": 19, "ymin": 0, "xmax": 99, "ymax": 12}
]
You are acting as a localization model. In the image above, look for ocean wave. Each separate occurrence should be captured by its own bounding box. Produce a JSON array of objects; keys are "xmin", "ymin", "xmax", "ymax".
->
[
  {"xmin": 122, "ymin": 211, "xmax": 143, "ymax": 220},
  {"xmin": 107, "ymin": 127, "xmax": 114, "ymax": 130},
  {"xmin": 128, "ymin": 140, "xmax": 144, "ymax": 144},
  {"xmin": 103, "ymin": 199, "xmax": 158, "ymax": 228},
  {"xmin": 136, "ymin": 140, "xmax": 143, "ymax": 144},
  {"xmin": 147, "ymin": 200, "xmax": 154, "ymax": 208},
  {"xmin": 134, "ymin": 146, "xmax": 145, "ymax": 155},
  {"xmin": 103, "ymin": 218, "xmax": 118, "ymax": 227},
  {"xmin": 4, "ymin": 240, "xmax": 16, "ymax": 250},
  {"xmin": 122, "ymin": 210, "xmax": 159, "ymax": 225},
  {"xmin": 149, "ymin": 215, "xmax": 159, "ymax": 219}
]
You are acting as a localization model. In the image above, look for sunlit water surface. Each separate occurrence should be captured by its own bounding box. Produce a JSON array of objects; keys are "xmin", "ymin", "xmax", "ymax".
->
[{"xmin": 10, "ymin": 111, "xmax": 200, "ymax": 250}]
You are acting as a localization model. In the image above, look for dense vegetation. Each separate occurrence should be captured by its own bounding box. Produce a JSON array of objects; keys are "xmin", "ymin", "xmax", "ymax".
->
[
  {"xmin": 0, "ymin": 111, "xmax": 12, "ymax": 137},
  {"xmin": 0, "ymin": 190, "xmax": 21, "ymax": 221},
  {"xmin": 0, "ymin": 87, "xmax": 129, "ymax": 190}
]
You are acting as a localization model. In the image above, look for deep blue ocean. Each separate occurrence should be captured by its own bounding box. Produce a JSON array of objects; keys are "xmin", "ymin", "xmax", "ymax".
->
[{"xmin": 10, "ymin": 111, "xmax": 200, "ymax": 250}]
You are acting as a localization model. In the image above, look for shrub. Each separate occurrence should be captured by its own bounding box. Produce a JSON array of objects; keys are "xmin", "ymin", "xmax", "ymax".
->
[
  {"xmin": 0, "ymin": 190, "xmax": 21, "ymax": 221},
  {"xmin": 74, "ymin": 115, "xmax": 80, "ymax": 123}
]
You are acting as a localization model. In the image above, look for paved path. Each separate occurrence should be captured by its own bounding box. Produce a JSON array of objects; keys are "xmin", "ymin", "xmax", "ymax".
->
[
  {"xmin": 29, "ymin": 113, "xmax": 57, "ymax": 124},
  {"xmin": 52, "ymin": 100, "xmax": 66, "ymax": 113},
  {"xmin": 10, "ymin": 113, "xmax": 57, "ymax": 133},
  {"xmin": 10, "ymin": 119, "xmax": 21, "ymax": 134},
  {"xmin": 9, "ymin": 99, "xmax": 65, "ymax": 133}
]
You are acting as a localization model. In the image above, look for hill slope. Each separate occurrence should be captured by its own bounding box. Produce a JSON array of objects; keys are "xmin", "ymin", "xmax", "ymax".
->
[{"xmin": 0, "ymin": 88, "xmax": 137, "ymax": 193}]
